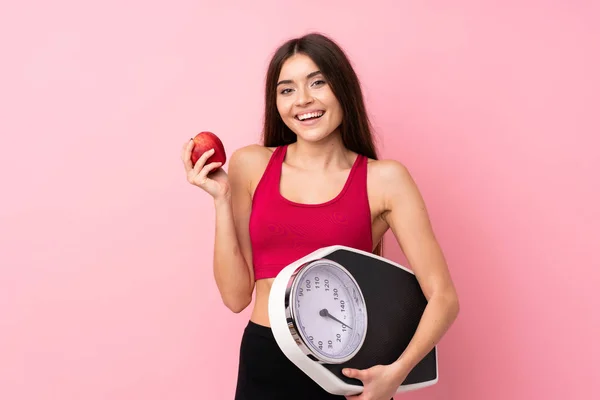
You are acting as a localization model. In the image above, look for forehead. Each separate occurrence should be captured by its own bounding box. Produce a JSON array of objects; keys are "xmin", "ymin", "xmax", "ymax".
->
[{"xmin": 278, "ymin": 53, "xmax": 320, "ymax": 80}]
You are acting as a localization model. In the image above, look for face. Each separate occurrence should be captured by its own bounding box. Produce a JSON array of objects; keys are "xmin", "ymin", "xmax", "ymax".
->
[{"xmin": 276, "ymin": 53, "xmax": 343, "ymax": 143}]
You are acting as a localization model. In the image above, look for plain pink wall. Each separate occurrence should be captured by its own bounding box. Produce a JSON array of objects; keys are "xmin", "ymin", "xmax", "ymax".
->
[{"xmin": 1, "ymin": 1, "xmax": 598, "ymax": 399}]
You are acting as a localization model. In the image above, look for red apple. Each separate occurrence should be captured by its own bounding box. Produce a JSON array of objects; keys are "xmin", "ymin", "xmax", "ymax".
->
[{"xmin": 190, "ymin": 131, "xmax": 227, "ymax": 168}]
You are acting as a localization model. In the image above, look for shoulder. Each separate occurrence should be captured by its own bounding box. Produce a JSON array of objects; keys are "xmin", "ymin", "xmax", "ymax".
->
[
  {"xmin": 367, "ymin": 158, "xmax": 414, "ymax": 188},
  {"xmin": 230, "ymin": 144, "xmax": 275, "ymax": 166},
  {"xmin": 228, "ymin": 144, "xmax": 277, "ymax": 190},
  {"xmin": 366, "ymin": 158, "xmax": 421, "ymax": 211}
]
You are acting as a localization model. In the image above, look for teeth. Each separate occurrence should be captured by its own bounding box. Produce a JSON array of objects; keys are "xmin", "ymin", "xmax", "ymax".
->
[{"xmin": 298, "ymin": 111, "xmax": 324, "ymax": 121}]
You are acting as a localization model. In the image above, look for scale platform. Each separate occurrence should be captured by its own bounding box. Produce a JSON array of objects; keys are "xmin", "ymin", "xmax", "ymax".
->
[{"xmin": 268, "ymin": 245, "xmax": 438, "ymax": 396}]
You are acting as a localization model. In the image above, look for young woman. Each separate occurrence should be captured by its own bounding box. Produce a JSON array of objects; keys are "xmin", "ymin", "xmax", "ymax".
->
[{"xmin": 181, "ymin": 33, "xmax": 460, "ymax": 400}]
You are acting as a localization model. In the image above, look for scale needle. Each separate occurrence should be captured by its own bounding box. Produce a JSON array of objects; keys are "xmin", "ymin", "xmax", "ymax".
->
[{"xmin": 319, "ymin": 308, "xmax": 352, "ymax": 330}]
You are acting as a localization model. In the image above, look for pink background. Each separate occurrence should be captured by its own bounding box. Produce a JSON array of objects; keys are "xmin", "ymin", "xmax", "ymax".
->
[{"xmin": 1, "ymin": 1, "xmax": 599, "ymax": 399}]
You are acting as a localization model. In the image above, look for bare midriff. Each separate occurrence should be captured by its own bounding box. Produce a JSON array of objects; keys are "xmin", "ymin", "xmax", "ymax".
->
[{"xmin": 249, "ymin": 279, "xmax": 277, "ymax": 327}]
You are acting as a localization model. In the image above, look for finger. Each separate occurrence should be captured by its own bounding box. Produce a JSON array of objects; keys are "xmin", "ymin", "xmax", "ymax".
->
[
  {"xmin": 344, "ymin": 368, "xmax": 371, "ymax": 384},
  {"xmin": 192, "ymin": 148, "xmax": 216, "ymax": 175},
  {"xmin": 342, "ymin": 368, "xmax": 361, "ymax": 380},
  {"xmin": 198, "ymin": 161, "xmax": 222, "ymax": 180},
  {"xmin": 194, "ymin": 161, "xmax": 222, "ymax": 186},
  {"xmin": 181, "ymin": 139, "xmax": 195, "ymax": 171},
  {"xmin": 181, "ymin": 138, "xmax": 192, "ymax": 153}
]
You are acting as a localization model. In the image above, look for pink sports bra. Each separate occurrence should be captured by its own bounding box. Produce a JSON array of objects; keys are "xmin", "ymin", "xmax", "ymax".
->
[{"xmin": 248, "ymin": 145, "xmax": 373, "ymax": 280}]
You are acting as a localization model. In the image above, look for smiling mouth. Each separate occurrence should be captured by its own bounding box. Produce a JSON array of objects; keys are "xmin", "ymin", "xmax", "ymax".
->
[{"xmin": 295, "ymin": 111, "xmax": 325, "ymax": 121}]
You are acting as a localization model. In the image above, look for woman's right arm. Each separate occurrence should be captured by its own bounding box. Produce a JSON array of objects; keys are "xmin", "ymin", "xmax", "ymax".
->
[
  {"xmin": 181, "ymin": 140, "xmax": 255, "ymax": 313},
  {"xmin": 213, "ymin": 147, "xmax": 256, "ymax": 313}
]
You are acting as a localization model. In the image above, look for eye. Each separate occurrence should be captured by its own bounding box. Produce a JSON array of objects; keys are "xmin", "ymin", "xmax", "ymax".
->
[
  {"xmin": 312, "ymin": 79, "xmax": 326, "ymax": 87},
  {"xmin": 280, "ymin": 88, "xmax": 293, "ymax": 95}
]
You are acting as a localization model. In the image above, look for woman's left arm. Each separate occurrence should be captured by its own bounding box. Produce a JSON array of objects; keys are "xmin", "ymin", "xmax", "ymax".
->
[
  {"xmin": 343, "ymin": 160, "xmax": 460, "ymax": 399},
  {"xmin": 382, "ymin": 160, "xmax": 460, "ymax": 376}
]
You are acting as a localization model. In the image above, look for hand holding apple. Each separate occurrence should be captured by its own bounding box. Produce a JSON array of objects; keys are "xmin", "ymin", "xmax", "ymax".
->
[{"xmin": 181, "ymin": 131, "xmax": 230, "ymax": 201}]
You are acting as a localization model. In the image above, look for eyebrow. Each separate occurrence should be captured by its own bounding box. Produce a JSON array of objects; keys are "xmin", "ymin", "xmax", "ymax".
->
[{"xmin": 277, "ymin": 70, "xmax": 323, "ymax": 86}]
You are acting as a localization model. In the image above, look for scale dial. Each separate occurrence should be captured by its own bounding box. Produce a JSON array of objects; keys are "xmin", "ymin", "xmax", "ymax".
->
[{"xmin": 287, "ymin": 259, "xmax": 368, "ymax": 364}]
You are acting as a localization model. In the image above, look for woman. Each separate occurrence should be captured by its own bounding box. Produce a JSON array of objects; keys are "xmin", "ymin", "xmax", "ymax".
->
[{"xmin": 181, "ymin": 33, "xmax": 460, "ymax": 400}]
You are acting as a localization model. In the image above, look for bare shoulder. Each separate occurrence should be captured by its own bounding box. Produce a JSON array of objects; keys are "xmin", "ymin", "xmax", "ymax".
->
[
  {"xmin": 366, "ymin": 158, "xmax": 422, "ymax": 212},
  {"xmin": 230, "ymin": 144, "xmax": 273, "ymax": 166},
  {"xmin": 367, "ymin": 158, "xmax": 415, "ymax": 191},
  {"xmin": 228, "ymin": 144, "xmax": 276, "ymax": 191},
  {"xmin": 367, "ymin": 158, "xmax": 412, "ymax": 181}
]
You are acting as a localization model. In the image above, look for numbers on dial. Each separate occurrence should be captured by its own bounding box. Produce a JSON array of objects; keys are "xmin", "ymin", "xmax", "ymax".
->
[{"xmin": 293, "ymin": 261, "xmax": 367, "ymax": 362}]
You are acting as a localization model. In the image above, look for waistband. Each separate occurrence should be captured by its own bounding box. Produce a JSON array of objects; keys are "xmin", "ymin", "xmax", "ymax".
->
[{"xmin": 244, "ymin": 320, "xmax": 274, "ymax": 339}]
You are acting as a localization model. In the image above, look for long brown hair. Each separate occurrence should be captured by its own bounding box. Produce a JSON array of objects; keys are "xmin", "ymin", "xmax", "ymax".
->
[{"xmin": 261, "ymin": 32, "xmax": 384, "ymax": 256}]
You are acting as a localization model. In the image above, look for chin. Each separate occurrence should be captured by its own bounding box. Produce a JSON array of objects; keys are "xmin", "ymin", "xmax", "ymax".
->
[
  {"xmin": 293, "ymin": 130, "xmax": 333, "ymax": 143},
  {"xmin": 287, "ymin": 123, "xmax": 341, "ymax": 144}
]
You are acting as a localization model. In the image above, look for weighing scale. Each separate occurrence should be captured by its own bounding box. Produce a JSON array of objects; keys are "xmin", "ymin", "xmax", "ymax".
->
[{"xmin": 268, "ymin": 245, "xmax": 438, "ymax": 396}]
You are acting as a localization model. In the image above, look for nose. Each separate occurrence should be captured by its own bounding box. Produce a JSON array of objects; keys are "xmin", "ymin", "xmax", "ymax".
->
[{"xmin": 295, "ymin": 87, "xmax": 313, "ymax": 106}]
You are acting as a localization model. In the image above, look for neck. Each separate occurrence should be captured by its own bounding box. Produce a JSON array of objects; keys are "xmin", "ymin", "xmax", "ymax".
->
[{"xmin": 286, "ymin": 131, "xmax": 353, "ymax": 171}]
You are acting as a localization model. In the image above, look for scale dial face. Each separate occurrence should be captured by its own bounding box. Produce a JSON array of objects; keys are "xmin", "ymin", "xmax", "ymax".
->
[{"xmin": 289, "ymin": 259, "xmax": 368, "ymax": 364}]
